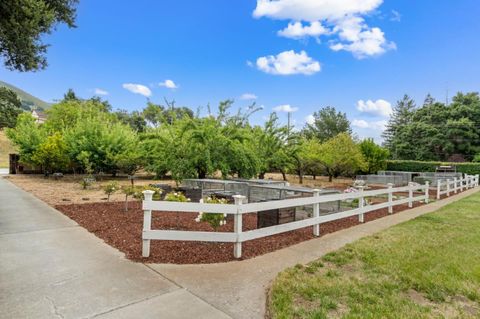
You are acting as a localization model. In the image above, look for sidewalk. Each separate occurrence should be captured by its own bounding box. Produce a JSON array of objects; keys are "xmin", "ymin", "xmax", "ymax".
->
[{"xmin": 0, "ymin": 178, "xmax": 231, "ymax": 319}]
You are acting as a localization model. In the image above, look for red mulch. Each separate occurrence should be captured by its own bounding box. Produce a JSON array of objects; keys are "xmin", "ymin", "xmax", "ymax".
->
[{"xmin": 55, "ymin": 199, "xmax": 425, "ymax": 264}]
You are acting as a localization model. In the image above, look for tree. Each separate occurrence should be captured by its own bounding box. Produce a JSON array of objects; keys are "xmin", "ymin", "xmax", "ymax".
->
[
  {"xmin": 382, "ymin": 95, "xmax": 416, "ymax": 158},
  {"xmin": 317, "ymin": 133, "xmax": 365, "ymax": 182},
  {"xmin": 63, "ymin": 88, "xmax": 79, "ymax": 101},
  {"xmin": 64, "ymin": 117, "xmax": 140, "ymax": 175},
  {"xmin": 5, "ymin": 113, "xmax": 46, "ymax": 164},
  {"xmin": 31, "ymin": 132, "xmax": 70, "ymax": 173},
  {"xmin": 252, "ymin": 113, "xmax": 291, "ymax": 180},
  {"xmin": 0, "ymin": 87, "xmax": 22, "ymax": 128},
  {"xmin": 359, "ymin": 139, "xmax": 389, "ymax": 174},
  {"xmin": 304, "ymin": 106, "xmax": 351, "ymax": 141},
  {"xmin": 0, "ymin": 0, "xmax": 78, "ymax": 71}
]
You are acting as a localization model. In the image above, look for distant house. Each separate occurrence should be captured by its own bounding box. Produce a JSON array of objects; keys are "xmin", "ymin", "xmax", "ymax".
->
[{"xmin": 31, "ymin": 109, "xmax": 47, "ymax": 124}]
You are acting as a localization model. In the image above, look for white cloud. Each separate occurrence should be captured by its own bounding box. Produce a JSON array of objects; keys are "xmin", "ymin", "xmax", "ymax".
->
[
  {"xmin": 122, "ymin": 83, "xmax": 151, "ymax": 97},
  {"xmin": 240, "ymin": 93, "xmax": 258, "ymax": 100},
  {"xmin": 253, "ymin": 0, "xmax": 383, "ymax": 21},
  {"xmin": 94, "ymin": 88, "xmax": 108, "ymax": 96},
  {"xmin": 278, "ymin": 21, "xmax": 329, "ymax": 39},
  {"xmin": 256, "ymin": 50, "xmax": 321, "ymax": 75},
  {"xmin": 356, "ymin": 99, "xmax": 392, "ymax": 117},
  {"xmin": 159, "ymin": 79, "xmax": 178, "ymax": 89},
  {"xmin": 305, "ymin": 114, "xmax": 315, "ymax": 125},
  {"xmin": 329, "ymin": 16, "xmax": 396, "ymax": 59},
  {"xmin": 273, "ymin": 104, "xmax": 298, "ymax": 113},
  {"xmin": 253, "ymin": 0, "xmax": 395, "ymax": 59},
  {"xmin": 352, "ymin": 119, "xmax": 387, "ymax": 130}
]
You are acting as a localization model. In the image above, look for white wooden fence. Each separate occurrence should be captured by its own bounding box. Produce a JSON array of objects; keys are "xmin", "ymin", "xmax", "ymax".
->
[
  {"xmin": 142, "ymin": 175, "xmax": 479, "ymax": 258},
  {"xmin": 436, "ymin": 175, "xmax": 479, "ymax": 199}
]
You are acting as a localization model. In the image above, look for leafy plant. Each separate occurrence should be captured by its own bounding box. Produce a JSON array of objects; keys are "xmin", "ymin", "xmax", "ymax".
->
[
  {"xmin": 132, "ymin": 185, "xmax": 163, "ymax": 201},
  {"xmin": 195, "ymin": 196, "xmax": 228, "ymax": 231},
  {"xmin": 103, "ymin": 181, "xmax": 118, "ymax": 201},
  {"xmin": 164, "ymin": 191, "xmax": 190, "ymax": 202}
]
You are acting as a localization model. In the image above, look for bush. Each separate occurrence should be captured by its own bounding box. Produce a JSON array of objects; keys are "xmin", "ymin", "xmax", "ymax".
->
[
  {"xmin": 103, "ymin": 181, "xmax": 118, "ymax": 201},
  {"xmin": 195, "ymin": 196, "xmax": 228, "ymax": 231},
  {"xmin": 132, "ymin": 185, "xmax": 163, "ymax": 201},
  {"xmin": 386, "ymin": 160, "xmax": 480, "ymax": 175},
  {"xmin": 164, "ymin": 191, "xmax": 190, "ymax": 202}
]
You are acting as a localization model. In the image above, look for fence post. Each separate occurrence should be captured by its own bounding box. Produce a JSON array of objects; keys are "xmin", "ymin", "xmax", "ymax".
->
[
  {"xmin": 408, "ymin": 182, "xmax": 414, "ymax": 208},
  {"xmin": 233, "ymin": 195, "xmax": 246, "ymax": 259},
  {"xmin": 477, "ymin": 175, "xmax": 480, "ymax": 187},
  {"xmin": 453, "ymin": 177, "xmax": 458, "ymax": 194},
  {"xmin": 446, "ymin": 179, "xmax": 451, "ymax": 196},
  {"xmin": 312, "ymin": 189, "xmax": 320, "ymax": 236},
  {"xmin": 387, "ymin": 183, "xmax": 394, "ymax": 214},
  {"xmin": 424, "ymin": 181, "xmax": 430, "ymax": 204},
  {"xmin": 358, "ymin": 186, "xmax": 365, "ymax": 223},
  {"xmin": 437, "ymin": 179, "xmax": 442, "ymax": 200},
  {"xmin": 142, "ymin": 190, "xmax": 155, "ymax": 258}
]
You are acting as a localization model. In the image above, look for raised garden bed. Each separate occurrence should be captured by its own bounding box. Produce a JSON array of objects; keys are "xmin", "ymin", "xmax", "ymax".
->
[{"xmin": 55, "ymin": 200, "xmax": 425, "ymax": 264}]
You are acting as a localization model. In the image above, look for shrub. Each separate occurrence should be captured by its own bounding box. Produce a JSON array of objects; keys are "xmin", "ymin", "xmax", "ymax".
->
[
  {"xmin": 103, "ymin": 181, "xmax": 118, "ymax": 201},
  {"xmin": 132, "ymin": 185, "xmax": 163, "ymax": 201},
  {"xmin": 195, "ymin": 196, "xmax": 228, "ymax": 231},
  {"xmin": 386, "ymin": 160, "xmax": 480, "ymax": 175},
  {"xmin": 164, "ymin": 191, "xmax": 190, "ymax": 202},
  {"xmin": 80, "ymin": 177, "xmax": 95, "ymax": 190}
]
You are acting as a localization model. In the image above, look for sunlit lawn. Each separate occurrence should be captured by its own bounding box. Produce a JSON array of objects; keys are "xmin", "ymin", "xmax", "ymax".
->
[{"xmin": 268, "ymin": 191, "xmax": 480, "ymax": 318}]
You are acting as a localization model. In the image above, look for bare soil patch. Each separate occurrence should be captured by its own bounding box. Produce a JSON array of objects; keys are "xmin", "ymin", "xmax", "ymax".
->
[{"xmin": 55, "ymin": 200, "xmax": 423, "ymax": 264}]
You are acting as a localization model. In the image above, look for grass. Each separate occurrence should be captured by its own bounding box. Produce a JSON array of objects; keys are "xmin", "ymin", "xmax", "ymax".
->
[
  {"xmin": 268, "ymin": 191, "xmax": 480, "ymax": 318},
  {"xmin": 0, "ymin": 130, "xmax": 16, "ymax": 168}
]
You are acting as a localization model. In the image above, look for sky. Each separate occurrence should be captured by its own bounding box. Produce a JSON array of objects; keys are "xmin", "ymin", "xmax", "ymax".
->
[{"xmin": 1, "ymin": 0, "xmax": 480, "ymax": 142}]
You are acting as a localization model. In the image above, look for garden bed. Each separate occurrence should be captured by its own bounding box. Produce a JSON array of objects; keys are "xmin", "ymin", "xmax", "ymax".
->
[{"xmin": 55, "ymin": 200, "xmax": 424, "ymax": 264}]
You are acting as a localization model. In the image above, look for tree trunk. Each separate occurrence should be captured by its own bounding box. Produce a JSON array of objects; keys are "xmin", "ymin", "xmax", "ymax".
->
[
  {"xmin": 198, "ymin": 168, "xmax": 207, "ymax": 179},
  {"xmin": 313, "ymin": 175, "xmax": 316, "ymax": 180},
  {"xmin": 298, "ymin": 169, "xmax": 303, "ymax": 184},
  {"xmin": 259, "ymin": 172, "xmax": 265, "ymax": 179},
  {"xmin": 280, "ymin": 170, "xmax": 287, "ymax": 181},
  {"xmin": 329, "ymin": 175, "xmax": 333, "ymax": 182}
]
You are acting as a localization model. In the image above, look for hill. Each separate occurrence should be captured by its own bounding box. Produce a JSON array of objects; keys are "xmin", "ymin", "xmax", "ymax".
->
[
  {"xmin": 0, "ymin": 80, "xmax": 51, "ymax": 110},
  {"xmin": 0, "ymin": 130, "xmax": 16, "ymax": 168}
]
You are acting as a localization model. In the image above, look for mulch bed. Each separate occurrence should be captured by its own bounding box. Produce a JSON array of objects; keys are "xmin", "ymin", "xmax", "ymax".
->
[{"xmin": 55, "ymin": 199, "xmax": 425, "ymax": 264}]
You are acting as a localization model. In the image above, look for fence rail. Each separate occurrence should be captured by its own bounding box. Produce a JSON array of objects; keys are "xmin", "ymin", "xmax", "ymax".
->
[{"xmin": 141, "ymin": 174, "xmax": 479, "ymax": 258}]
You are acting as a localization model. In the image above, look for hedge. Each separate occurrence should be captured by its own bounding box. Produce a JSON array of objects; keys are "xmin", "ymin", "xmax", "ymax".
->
[{"xmin": 386, "ymin": 160, "xmax": 480, "ymax": 175}]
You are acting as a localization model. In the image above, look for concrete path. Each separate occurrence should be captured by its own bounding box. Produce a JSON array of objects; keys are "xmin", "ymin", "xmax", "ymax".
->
[
  {"xmin": 1, "ymin": 177, "xmax": 478, "ymax": 319},
  {"xmin": 0, "ymin": 178, "xmax": 231, "ymax": 319}
]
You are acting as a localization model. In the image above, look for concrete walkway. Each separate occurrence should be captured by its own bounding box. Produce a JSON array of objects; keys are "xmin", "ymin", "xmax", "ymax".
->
[
  {"xmin": 0, "ymin": 178, "xmax": 231, "ymax": 319},
  {"xmin": 1, "ymin": 177, "xmax": 478, "ymax": 319}
]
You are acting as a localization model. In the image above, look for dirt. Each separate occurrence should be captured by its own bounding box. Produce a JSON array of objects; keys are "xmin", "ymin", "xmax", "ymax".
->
[
  {"xmin": 5, "ymin": 174, "xmax": 176, "ymax": 206},
  {"xmin": 55, "ymin": 200, "xmax": 423, "ymax": 264},
  {"xmin": 6, "ymin": 173, "xmax": 356, "ymax": 207}
]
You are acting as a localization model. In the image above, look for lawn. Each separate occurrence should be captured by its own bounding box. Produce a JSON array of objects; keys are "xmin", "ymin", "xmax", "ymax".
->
[
  {"xmin": 0, "ymin": 130, "xmax": 16, "ymax": 168},
  {"xmin": 268, "ymin": 191, "xmax": 480, "ymax": 318}
]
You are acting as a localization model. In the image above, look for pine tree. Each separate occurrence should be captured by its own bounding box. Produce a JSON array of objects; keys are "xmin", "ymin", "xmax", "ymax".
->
[{"xmin": 382, "ymin": 94, "xmax": 416, "ymax": 159}]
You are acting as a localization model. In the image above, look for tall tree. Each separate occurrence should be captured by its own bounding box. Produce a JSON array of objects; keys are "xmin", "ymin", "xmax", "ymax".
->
[
  {"xmin": 0, "ymin": 87, "xmax": 22, "ymax": 128},
  {"xmin": 382, "ymin": 94, "xmax": 416, "ymax": 159},
  {"xmin": 304, "ymin": 106, "xmax": 352, "ymax": 141},
  {"xmin": 0, "ymin": 0, "xmax": 78, "ymax": 71}
]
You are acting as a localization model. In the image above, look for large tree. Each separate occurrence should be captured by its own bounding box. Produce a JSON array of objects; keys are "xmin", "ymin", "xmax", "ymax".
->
[
  {"xmin": 304, "ymin": 106, "xmax": 352, "ymax": 141},
  {"xmin": 382, "ymin": 94, "xmax": 416, "ymax": 159},
  {"xmin": 317, "ymin": 133, "xmax": 365, "ymax": 182},
  {"xmin": 0, "ymin": 87, "xmax": 22, "ymax": 128},
  {"xmin": 0, "ymin": 0, "xmax": 78, "ymax": 72}
]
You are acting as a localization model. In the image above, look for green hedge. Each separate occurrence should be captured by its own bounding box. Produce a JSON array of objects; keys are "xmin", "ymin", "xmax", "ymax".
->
[{"xmin": 386, "ymin": 160, "xmax": 480, "ymax": 175}]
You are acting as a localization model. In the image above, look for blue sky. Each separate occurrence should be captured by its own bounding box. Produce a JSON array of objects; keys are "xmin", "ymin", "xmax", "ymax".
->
[{"xmin": 1, "ymin": 0, "xmax": 480, "ymax": 141}]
